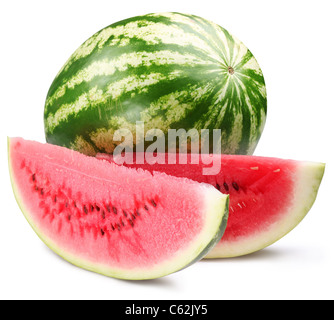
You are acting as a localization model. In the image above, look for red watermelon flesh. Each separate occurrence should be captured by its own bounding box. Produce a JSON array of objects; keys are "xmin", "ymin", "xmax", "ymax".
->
[
  {"xmin": 97, "ymin": 153, "xmax": 325, "ymax": 257},
  {"xmin": 8, "ymin": 138, "xmax": 229, "ymax": 279}
]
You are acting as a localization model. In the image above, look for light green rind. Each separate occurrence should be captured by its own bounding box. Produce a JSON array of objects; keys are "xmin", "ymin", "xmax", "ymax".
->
[{"xmin": 8, "ymin": 137, "xmax": 229, "ymax": 280}]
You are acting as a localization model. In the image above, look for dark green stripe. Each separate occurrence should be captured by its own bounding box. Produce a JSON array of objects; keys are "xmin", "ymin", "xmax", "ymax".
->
[
  {"xmin": 45, "ymin": 68, "xmax": 222, "ymax": 148},
  {"xmin": 48, "ymin": 13, "xmax": 221, "ymax": 102},
  {"xmin": 45, "ymin": 56, "xmax": 221, "ymax": 119},
  {"xmin": 45, "ymin": 44, "xmax": 221, "ymax": 116},
  {"xmin": 183, "ymin": 13, "xmax": 231, "ymax": 66}
]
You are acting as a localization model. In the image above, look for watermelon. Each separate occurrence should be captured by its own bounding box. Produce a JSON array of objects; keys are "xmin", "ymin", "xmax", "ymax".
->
[
  {"xmin": 44, "ymin": 12, "xmax": 267, "ymax": 156},
  {"xmin": 8, "ymin": 137, "xmax": 229, "ymax": 279},
  {"xmin": 98, "ymin": 153, "xmax": 325, "ymax": 257}
]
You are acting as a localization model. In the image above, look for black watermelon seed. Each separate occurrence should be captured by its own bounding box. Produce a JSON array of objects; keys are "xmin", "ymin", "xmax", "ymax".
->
[
  {"xmin": 100, "ymin": 228, "xmax": 105, "ymax": 236},
  {"xmin": 111, "ymin": 224, "xmax": 115, "ymax": 231},
  {"xmin": 131, "ymin": 213, "xmax": 136, "ymax": 220},
  {"xmin": 216, "ymin": 183, "xmax": 221, "ymax": 191},
  {"xmin": 106, "ymin": 204, "xmax": 111, "ymax": 213},
  {"xmin": 136, "ymin": 209, "xmax": 140, "ymax": 216},
  {"xmin": 223, "ymin": 182, "xmax": 229, "ymax": 192},
  {"xmin": 101, "ymin": 210, "xmax": 105, "ymax": 219},
  {"xmin": 129, "ymin": 219, "xmax": 134, "ymax": 227},
  {"xmin": 123, "ymin": 210, "xmax": 128, "ymax": 217},
  {"xmin": 112, "ymin": 206, "xmax": 117, "ymax": 214},
  {"xmin": 232, "ymin": 182, "xmax": 239, "ymax": 191},
  {"xmin": 90, "ymin": 204, "xmax": 94, "ymax": 212},
  {"xmin": 32, "ymin": 173, "xmax": 36, "ymax": 182},
  {"xmin": 144, "ymin": 205, "xmax": 149, "ymax": 211},
  {"xmin": 83, "ymin": 205, "xmax": 88, "ymax": 214},
  {"xmin": 116, "ymin": 223, "xmax": 121, "ymax": 231},
  {"xmin": 151, "ymin": 199, "xmax": 157, "ymax": 207},
  {"xmin": 95, "ymin": 204, "xmax": 100, "ymax": 211}
]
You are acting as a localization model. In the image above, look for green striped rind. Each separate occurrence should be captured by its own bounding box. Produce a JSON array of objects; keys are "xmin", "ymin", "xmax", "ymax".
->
[{"xmin": 44, "ymin": 12, "xmax": 267, "ymax": 156}]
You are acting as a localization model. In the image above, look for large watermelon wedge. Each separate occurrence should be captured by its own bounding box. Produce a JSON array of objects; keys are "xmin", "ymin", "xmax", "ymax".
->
[
  {"xmin": 98, "ymin": 153, "xmax": 325, "ymax": 257},
  {"xmin": 8, "ymin": 138, "xmax": 229, "ymax": 279},
  {"xmin": 44, "ymin": 12, "xmax": 266, "ymax": 156}
]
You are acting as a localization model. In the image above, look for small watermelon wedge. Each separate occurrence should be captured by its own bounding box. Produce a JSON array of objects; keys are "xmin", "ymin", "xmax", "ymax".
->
[
  {"xmin": 8, "ymin": 137, "xmax": 229, "ymax": 279},
  {"xmin": 99, "ymin": 153, "xmax": 325, "ymax": 258}
]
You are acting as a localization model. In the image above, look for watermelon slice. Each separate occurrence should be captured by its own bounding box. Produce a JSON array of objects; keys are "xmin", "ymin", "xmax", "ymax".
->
[
  {"xmin": 99, "ymin": 153, "xmax": 325, "ymax": 257},
  {"xmin": 8, "ymin": 137, "xmax": 229, "ymax": 279}
]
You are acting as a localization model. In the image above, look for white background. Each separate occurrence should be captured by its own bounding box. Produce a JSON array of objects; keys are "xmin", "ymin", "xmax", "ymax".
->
[{"xmin": 1, "ymin": 0, "xmax": 333, "ymax": 300}]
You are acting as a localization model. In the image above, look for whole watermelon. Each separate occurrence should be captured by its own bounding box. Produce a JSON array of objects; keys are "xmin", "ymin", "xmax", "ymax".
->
[{"xmin": 44, "ymin": 12, "xmax": 267, "ymax": 156}]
